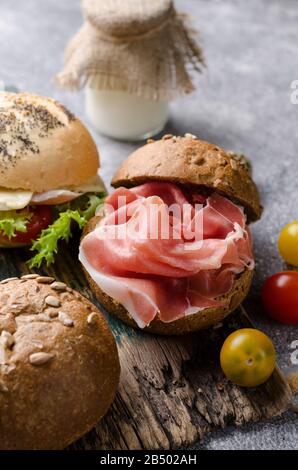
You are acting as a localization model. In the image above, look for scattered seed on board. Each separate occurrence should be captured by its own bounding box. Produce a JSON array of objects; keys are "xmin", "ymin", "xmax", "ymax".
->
[
  {"xmin": 58, "ymin": 311, "xmax": 74, "ymax": 327},
  {"xmin": 87, "ymin": 312, "xmax": 99, "ymax": 325},
  {"xmin": 29, "ymin": 352, "xmax": 54, "ymax": 366},
  {"xmin": 51, "ymin": 281, "xmax": 67, "ymax": 292},
  {"xmin": 0, "ymin": 277, "xmax": 18, "ymax": 284},
  {"xmin": 21, "ymin": 274, "xmax": 39, "ymax": 279},
  {"xmin": 0, "ymin": 331, "xmax": 15, "ymax": 349},
  {"xmin": 45, "ymin": 295, "xmax": 61, "ymax": 308},
  {"xmin": 36, "ymin": 276, "xmax": 55, "ymax": 284},
  {"xmin": 0, "ymin": 381, "xmax": 9, "ymax": 393}
]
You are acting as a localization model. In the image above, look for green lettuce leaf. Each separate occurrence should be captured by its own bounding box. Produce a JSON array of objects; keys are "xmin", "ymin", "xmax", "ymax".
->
[
  {"xmin": 79, "ymin": 193, "xmax": 105, "ymax": 221},
  {"xmin": 28, "ymin": 192, "xmax": 106, "ymax": 268},
  {"xmin": 54, "ymin": 192, "xmax": 105, "ymax": 220},
  {"xmin": 28, "ymin": 210, "xmax": 85, "ymax": 268},
  {"xmin": 0, "ymin": 210, "xmax": 32, "ymax": 239}
]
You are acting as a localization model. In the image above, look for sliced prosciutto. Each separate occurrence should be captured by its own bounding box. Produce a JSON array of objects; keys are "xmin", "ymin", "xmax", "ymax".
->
[{"xmin": 79, "ymin": 182, "xmax": 254, "ymax": 328}]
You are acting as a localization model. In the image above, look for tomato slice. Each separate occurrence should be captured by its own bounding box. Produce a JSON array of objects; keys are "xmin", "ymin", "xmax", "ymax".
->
[
  {"xmin": 262, "ymin": 271, "xmax": 298, "ymax": 324},
  {"xmin": 0, "ymin": 206, "xmax": 53, "ymax": 245}
]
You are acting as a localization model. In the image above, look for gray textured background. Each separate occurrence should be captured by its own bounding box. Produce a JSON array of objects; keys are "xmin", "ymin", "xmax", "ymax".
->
[{"xmin": 0, "ymin": 0, "xmax": 297, "ymax": 450}]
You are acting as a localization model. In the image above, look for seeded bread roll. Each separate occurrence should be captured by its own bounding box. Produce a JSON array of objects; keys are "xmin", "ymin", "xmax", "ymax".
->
[
  {"xmin": 82, "ymin": 216, "xmax": 253, "ymax": 335},
  {"xmin": 0, "ymin": 92, "xmax": 99, "ymax": 192},
  {"xmin": 112, "ymin": 135, "xmax": 262, "ymax": 222},
  {"xmin": 0, "ymin": 275, "xmax": 120, "ymax": 450}
]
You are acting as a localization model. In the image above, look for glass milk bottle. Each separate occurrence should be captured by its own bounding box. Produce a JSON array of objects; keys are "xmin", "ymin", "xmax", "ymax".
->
[
  {"xmin": 57, "ymin": 0, "xmax": 204, "ymax": 141},
  {"xmin": 85, "ymin": 89, "xmax": 169, "ymax": 141}
]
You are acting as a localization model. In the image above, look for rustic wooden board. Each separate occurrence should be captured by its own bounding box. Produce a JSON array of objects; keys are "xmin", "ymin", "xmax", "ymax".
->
[{"xmin": 0, "ymin": 238, "xmax": 293, "ymax": 450}]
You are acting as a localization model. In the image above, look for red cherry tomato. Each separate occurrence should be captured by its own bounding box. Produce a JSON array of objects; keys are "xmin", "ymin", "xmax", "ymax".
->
[
  {"xmin": 0, "ymin": 206, "xmax": 53, "ymax": 245},
  {"xmin": 261, "ymin": 271, "xmax": 298, "ymax": 324}
]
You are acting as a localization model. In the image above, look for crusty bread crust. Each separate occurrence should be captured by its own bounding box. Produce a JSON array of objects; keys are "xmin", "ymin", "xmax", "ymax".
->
[
  {"xmin": 82, "ymin": 216, "xmax": 253, "ymax": 335},
  {"xmin": 112, "ymin": 135, "xmax": 262, "ymax": 222},
  {"xmin": 0, "ymin": 276, "xmax": 120, "ymax": 449},
  {"xmin": 0, "ymin": 92, "xmax": 99, "ymax": 192}
]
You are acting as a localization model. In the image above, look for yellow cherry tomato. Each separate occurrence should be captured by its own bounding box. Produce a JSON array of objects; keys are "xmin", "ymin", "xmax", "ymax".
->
[
  {"xmin": 220, "ymin": 328, "xmax": 276, "ymax": 387},
  {"xmin": 278, "ymin": 221, "xmax": 298, "ymax": 266}
]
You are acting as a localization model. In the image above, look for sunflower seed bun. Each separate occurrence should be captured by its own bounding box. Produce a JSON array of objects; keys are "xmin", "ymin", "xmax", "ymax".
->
[
  {"xmin": 81, "ymin": 135, "xmax": 262, "ymax": 335},
  {"xmin": 83, "ymin": 216, "xmax": 253, "ymax": 335},
  {"xmin": 0, "ymin": 275, "xmax": 120, "ymax": 450},
  {"xmin": 112, "ymin": 134, "xmax": 262, "ymax": 222},
  {"xmin": 0, "ymin": 92, "xmax": 99, "ymax": 192}
]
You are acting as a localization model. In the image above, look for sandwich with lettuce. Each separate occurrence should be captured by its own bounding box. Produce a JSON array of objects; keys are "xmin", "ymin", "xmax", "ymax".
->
[{"xmin": 0, "ymin": 91, "xmax": 105, "ymax": 267}]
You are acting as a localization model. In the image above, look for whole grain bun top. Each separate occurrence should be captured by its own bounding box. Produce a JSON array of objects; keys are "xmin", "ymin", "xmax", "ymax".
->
[
  {"xmin": 112, "ymin": 135, "xmax": 262, "ymax": 222},
  {"xmin": 0, "ymin": 274, "xmax": 120, "ymax": 450},
  {"xmin": 0, "ymin": 92, "xmax": 99, "ymax": 192}
]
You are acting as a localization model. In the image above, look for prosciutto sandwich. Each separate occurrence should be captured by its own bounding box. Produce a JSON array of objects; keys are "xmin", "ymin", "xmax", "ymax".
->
[
  {"xmin": 79, "ymin": 135, "xmax": 262, "ymax": 334},
  {"xmin": 0, "ymin": 92, "xmax": 105, "ymax": 266}
]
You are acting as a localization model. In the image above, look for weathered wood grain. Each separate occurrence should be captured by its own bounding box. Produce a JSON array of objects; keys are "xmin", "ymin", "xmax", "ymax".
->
[
  {"xmin": 72, "ymin": 308, "xmax": 291, "ymax": 450},
  {"xmin": 0, "ymin": 240, "xmax": 293, "ymax": 450}
]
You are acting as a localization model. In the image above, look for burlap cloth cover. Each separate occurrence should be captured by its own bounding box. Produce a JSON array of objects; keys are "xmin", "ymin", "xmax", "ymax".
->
[{"xmin": 57, "ymin": 0, "xmax": 204, "ymax": 101}]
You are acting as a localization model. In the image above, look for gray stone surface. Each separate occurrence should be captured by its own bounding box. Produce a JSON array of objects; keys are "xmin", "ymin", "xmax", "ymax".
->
[{"xmin": 0, "ymin": 0, "xmax": 297, "ymax": 450}]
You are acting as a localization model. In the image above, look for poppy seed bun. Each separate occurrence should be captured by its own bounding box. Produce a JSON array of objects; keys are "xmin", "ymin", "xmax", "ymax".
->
[
  {"xmin": 0, "ymin": 275, "xmax": 120, "ymax": 450},
  {"xmin": 112, "ymin": 135, "xmax": 262, "ymax": 222},
  {"xmin": 0, "ymin": 92, "xmax": 99, "ymax": 192},
  {"xmin": 82, "ymin": 216, "xmax": 253, "ymax": 335}
]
